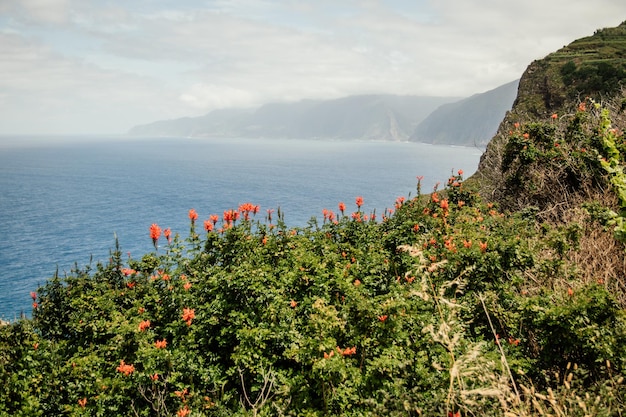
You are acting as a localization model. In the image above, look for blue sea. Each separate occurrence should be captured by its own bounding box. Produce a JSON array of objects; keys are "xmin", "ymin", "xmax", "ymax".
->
[{"xmin": 0, "ymin": 136, "xmax": 483, "ymax": 320}]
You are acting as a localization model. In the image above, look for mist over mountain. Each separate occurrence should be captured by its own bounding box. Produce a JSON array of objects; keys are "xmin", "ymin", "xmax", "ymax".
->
[
  {"xmin": 129, "ymin": 85, "xmax": 518, "ymax": 145},
  {"xmin": 410, "ymin": 80, "xmax": 519, "ymax": 147},
  {"xmin": 129, "ymin": 95, "xmax": 457, "ymax": 141}
]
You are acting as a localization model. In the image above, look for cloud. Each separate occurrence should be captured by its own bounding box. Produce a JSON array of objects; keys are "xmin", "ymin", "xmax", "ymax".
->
[
  {"xmin": 0, "ymin": 32, "xmax": 184, "ymax": 134},
  {"xmin": 0, "ymin": 0, "xmax": 625, "ymax": 134},
  {"xmin": 179, "ymin": 84, "xmax": 259, "ymax": 109},
  {"xmin": 0, "ymin": 0, "xmax": 71, "ymax": 25}
]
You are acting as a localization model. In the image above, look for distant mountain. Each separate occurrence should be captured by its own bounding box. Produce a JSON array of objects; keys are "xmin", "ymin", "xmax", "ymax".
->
[
  {"xmin": 410, "ymin": 80, "xmax": 519, "ymax": 147},
  {"xmin": 129, "ymin": 85, "xmax": 518, "ymax": 143},
  {"xmin": 128, "ymin": 95, "xmax": 460, "ymax": 141}
]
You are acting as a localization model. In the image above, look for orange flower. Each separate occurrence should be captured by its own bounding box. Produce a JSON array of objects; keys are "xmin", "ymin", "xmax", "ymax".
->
[
  {"xmin": 457, "ymin": 169, "xmax": 463, "ymax": 176},
  {"xmin": 177, "ymin": 406, "xmax": 191, "ymax": 417},
  {"xmin": 378, "ymin": 315, "xmax": 388, "ymax": 322},
  {"xmin": 138, "ymin": 320, "xmax": 151, "ymax": 332},
  {"xmin": 116, "ymin": 360, "xmax": 135, "ymax": 376},
  {"xmin": 341, "ymin": 346, "xmax": 357, "ymax": 356},
  {"xmin": 463, "ymin": 240, "xmax": 472, "ymax": 248},
  {"xmin": 523, "ymin": 133, "xmax": 529, "ymax": 139},
  {"xmin": 224, "ymin": 209, "xmax": 240, "ymax": 224},
  {"xmin": 568, "ymin": 287, "xmax": 574, "ymax": 297},
  {"xmin": 353, "ymin": 279, "xmax": 361, "ymax": 287},
  {"xmin": 182, "ymin": 308, "xmax": 195, "ymax": 326},
  {"xmin": 440, "ymin": 199, "xmax": 449, "ymax": 211},
  {"xmin": 324, "ymin": 350, "xmax": 335, "ymax": 359},
  {"xmin": 164, "ymin": 227, "xmax": 171, "ymax": 241},
  {"xmin": 551, "ymin": 113, "xmax": 558, "ymax": 120},
  {"xmin": 238, "ymin": 202, "xmax": 260, "ymax": 220},
  {"xmin": 78, "ymin": 397, "xmax": 87, "ymax": 408},
  {"xmin": 150, "ymin": 224, "xmax": 161, "ymax": 248},
  {"xmin": 204, "ymin": 220, "xmax": 213, "ymax": 232},
  {"xmin": 413, "ymin": 224, "xmax": 420, "ymax": 232},
  {"xmin": 175, "ymin": 388, "xmax": 189, "ymax": 401},
  {"xmin": 355, "ymin": 196, "xmax": 363, "ymax": 208},
  {"xmin": 121, "ymin": 268, "xmax": 136, "ymax": 276},
  {"xmin": 154, "ymin": 339, "xmax": 167, "ymax": 349},
  {"xmin": 479, "ymin": 241, "xmax": 488, "ymax": 253},
  {"xmin": 183, "ymin": 282, "xmax": 192, "ymax": 291},
  {"xmin": 290, "ymin": 300, "xmax": 298, "ymax": 308},
  {"xmin": 150, "ymin": 373, "xmax": 159, "ymax": 381},
  {"xmin": 578, "ymin": 102, "xmax": 586, "ymax": 112},
  {"xmin": 188, "ymin": 208, "xmax": 198, "ymax": 222},
  {"xmin": 30, "ymin": 291, "xmax": 37, "ymax": 300}
]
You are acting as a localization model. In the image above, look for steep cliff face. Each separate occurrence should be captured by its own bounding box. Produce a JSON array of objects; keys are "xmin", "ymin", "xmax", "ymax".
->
[
  {"xmin": 410, "ymin": 79, "xmax": 518, "ymax": 147},
  {"xmin": 472, "ymin": 21, "xmax": 626, "ymax": 206}
]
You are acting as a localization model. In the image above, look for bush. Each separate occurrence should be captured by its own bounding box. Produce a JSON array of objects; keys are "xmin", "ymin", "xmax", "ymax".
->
[{"xmin": 1, "ymin": 103, "xmax": 626, "ymax": 415}]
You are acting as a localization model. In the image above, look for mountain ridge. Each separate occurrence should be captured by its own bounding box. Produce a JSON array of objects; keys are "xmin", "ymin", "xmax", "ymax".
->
[
  {"xmin": 129, "ymin": 95, "xmax": 459, "ymax": 141},
  {"xmin": 128, "ymin": 87, "xmax": 517, "ymax": 145},
  {"xmin": 410, "ymin": 80, "xmax": 519, "ymax": 147}
]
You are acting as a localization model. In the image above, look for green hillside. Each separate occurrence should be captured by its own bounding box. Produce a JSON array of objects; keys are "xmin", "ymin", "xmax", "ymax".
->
[
  {"xmin": 3, "ymin": 22, "xmax": 626, "ymax": 417},
  {"xmin": 473, "ymin": 20, "xmax": 626, "ymax": 211}
]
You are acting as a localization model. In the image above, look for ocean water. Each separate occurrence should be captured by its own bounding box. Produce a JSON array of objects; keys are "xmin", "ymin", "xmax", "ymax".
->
[{"xmin": 0, "ymin": 136, "xmax": 483, "ymax": 320}]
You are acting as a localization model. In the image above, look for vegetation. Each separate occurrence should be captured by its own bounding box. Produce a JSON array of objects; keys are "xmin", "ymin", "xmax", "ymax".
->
[
  {"xmin": 1, "ymin": 98, "xmax": 626, "ymax": 416},
  {"xmin": 4, "ymin": 21, "xmax": 626, "ymax": 417},
  {"xmin": 472, "ymin": 20, "xmax": 626, "ymax": 210}
]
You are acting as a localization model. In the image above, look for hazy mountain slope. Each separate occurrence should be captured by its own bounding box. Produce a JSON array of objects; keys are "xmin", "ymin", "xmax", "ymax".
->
[
  {"xmin": 128, "ymin": 109, "xmax": 255, "ymax": 137},
  {"xmin": 128, "ymin": 95, "xmax": 459, "ymax": 140},
  {"xmin": 410, "ymin": 80, "xmax": 519, "ymax": 147}
]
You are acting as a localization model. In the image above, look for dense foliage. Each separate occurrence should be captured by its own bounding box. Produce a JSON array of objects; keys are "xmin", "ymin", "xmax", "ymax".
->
[{"xmin": 2, "ymin": 102, "xmax": 626, "ymax": 416}]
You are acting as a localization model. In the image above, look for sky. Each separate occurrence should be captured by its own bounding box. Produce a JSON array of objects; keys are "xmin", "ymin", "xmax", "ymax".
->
[{"xmin": 0, "ymin": 1, "xmax": 625, "ymax": 135}]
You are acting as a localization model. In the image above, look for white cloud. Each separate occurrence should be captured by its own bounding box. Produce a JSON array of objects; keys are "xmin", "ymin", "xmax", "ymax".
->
[
  {"xmin": 1, "ymin": 0, "xmax": 71, "ymax": 24},
  {"xmin": 179, "ymin": 84, "xmax": 258, "ymax": 109},
  {"xmin": 0, "ymin": 0, "xmax": 625, "ymax": 134}
]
